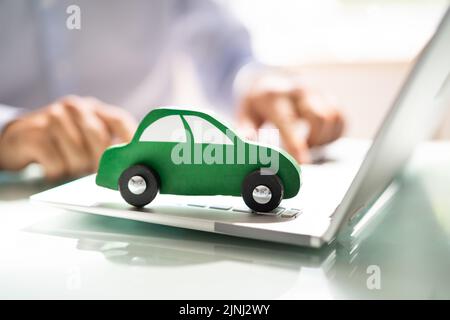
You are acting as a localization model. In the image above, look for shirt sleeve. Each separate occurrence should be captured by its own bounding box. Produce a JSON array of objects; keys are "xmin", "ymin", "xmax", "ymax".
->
[
  {"xmin": 0, "ymin": 104, "xmax": 23, "ymax": 135},
  {"xmin": 170, "ymin": 0, "xmax": 255, "ymax": 111}
]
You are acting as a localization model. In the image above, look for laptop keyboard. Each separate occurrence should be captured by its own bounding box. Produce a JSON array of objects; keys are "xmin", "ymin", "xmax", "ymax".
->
[{"xmin": 186, "ymin": 202, "xmax": 303, "ymax": 219}]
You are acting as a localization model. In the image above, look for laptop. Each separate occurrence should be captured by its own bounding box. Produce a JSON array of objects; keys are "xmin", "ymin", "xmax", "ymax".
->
[{"xmin": 31, "ymin": 8, "xmax": 450, "ymax": 248}]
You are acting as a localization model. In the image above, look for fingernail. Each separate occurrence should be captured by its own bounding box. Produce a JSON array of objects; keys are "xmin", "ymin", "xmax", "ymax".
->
[{"xmin": 298, "ymin": 151, "xmax": 311, "ymax": 164}]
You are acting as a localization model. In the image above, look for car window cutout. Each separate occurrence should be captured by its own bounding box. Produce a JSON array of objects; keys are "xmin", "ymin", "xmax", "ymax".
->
[
  {"xmin": 139, "ymin": 115, "xmax": 187, "ymax": 142},
  {"xmin": 184, "ymin": 115, "xmax": 233, "ymax": 145}
]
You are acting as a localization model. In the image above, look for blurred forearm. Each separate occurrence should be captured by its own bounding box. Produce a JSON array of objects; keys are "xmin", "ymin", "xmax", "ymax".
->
[{"xmin": 173, "ymin": 0, "xmax": 254, "ymax": 110}]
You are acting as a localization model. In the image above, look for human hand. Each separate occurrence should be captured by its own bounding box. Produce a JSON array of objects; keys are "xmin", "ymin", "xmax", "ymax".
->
[
  {"xmin": 0, "ymin": 95, "xmax": 137, "ymax": 180},
  {"xmin": 237, "ymin": 74, "xmax": 345, "ymax": 163}
]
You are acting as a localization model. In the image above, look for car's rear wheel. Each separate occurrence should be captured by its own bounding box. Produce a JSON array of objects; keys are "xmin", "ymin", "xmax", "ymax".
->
[
  {"xmin": 241, "ymin": 170, "xmax": 284, "ymax": 212},
  {"xmin": 119, "ymin": 165, "xmax": 159, "ymax": 207}
]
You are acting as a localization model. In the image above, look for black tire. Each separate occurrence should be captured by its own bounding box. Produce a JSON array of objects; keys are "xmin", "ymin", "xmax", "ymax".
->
[
  {"xmin": 241, "ymin": 170, "xmax": 284, "ymax": 212},
  {"xmin": 119, "ymin": 165, "xmax": 159, "ymax": 207}
]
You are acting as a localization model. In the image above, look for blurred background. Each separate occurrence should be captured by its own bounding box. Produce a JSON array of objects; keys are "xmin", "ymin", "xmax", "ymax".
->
[{"xmin": 174, "ymin": 0, "xmax": 450, "ymax": 139}]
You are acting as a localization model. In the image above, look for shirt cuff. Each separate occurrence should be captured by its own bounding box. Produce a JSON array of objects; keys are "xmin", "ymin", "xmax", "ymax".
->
[
  {"xmin": 232, "ymin": 60, "xmax": 267, "ymax": 104},
  {"xmin": 0, "ymin": 105, "xmax": 24, "ymax": 135}
]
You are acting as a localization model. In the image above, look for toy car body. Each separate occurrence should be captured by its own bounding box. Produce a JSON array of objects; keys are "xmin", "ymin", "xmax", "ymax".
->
[{"xmin": 96, "ymin": 108, "xmax": 301, "ymax": 212}]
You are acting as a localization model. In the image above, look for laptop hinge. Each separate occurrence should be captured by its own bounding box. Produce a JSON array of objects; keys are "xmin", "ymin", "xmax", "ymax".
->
[{"xmin": 336, "ymin": 182, "xmax": 399, "ymax": 246}]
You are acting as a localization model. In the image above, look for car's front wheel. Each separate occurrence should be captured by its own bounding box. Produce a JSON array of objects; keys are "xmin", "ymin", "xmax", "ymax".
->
[
  {"xmin": 119, "ymin": 165, "xmax": 159, "ymax": 207},
  {"xmin": 241, "ymin": 170, "xmax": 284, "ymax": 212}
]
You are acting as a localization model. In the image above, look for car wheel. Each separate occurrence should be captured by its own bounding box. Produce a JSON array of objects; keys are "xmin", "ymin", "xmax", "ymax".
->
[
  {"xmin": 241, "ymin": 170, "xmax": 284, "ymax": 212},
  {"xmin": 119, "ymin": 165, "xmax": 159, "ymax": 207}
]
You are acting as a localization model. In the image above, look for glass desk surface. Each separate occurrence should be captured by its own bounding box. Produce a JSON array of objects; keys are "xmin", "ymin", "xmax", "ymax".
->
[{"xmin": 1, "ymin": 142, "xmax": 450, "ymax": 299}]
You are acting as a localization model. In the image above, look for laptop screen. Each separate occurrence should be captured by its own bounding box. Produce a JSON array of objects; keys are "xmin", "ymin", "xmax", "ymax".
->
[{"xmin": 325, "ymin": 7, "xmax": 450, "ymax": 241}]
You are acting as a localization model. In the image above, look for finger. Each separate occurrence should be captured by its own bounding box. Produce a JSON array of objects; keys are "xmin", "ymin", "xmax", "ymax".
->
[
  {"xmin": 31, "ymin": 136, "xmax": 67, "ymax": 180},
  {"xmin": 331, "ymin": 111, "xmax": 345, "ymax": 142},
  {"xmin": 48, "ymin": 104, "xmax": 92, "ymax": 175},
  {"xmin": 308, "ymin": 116, "xmax": 326, "ymax": 146},
  {"xmin": 267, "ymin": 96, "xmax": 311, "ymax": 163},
  {"xmin": 94, "ymin": 104, "xmax": 137, "ymax": 143},
  {"xmin": 236, "ymin": 100, "xmax": 261, "ymax": 141},
  {"xmin": 293, "ymin": 92, "xmax": 333, "ymax": 147},
  {"xmin": 317, "ymin": 95, "xmax": 345, "ymax": 143},
  {"xmin": 312, "ymin": 110, "xmax": 344, "ymax": 146},
  {"xmin": 295, "ymin": 139, "xmax": 311, "ymax": 164},
  {"xmin": 63, "ymin": 99, "xmax": 112, "ymax": 170},
  {"xmin": 0, "ymin": 123, "xmax": 34, "ymax": 171}
]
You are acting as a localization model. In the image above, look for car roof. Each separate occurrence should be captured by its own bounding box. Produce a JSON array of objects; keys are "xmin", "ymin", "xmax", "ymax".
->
[{"xmin": 133, "ymin": 107, "xmax": 236, "ymax": 142}]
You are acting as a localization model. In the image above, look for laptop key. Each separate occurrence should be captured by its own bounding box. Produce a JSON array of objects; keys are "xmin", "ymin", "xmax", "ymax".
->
[
  {"xmin": 187, "ymin": 203, "xmax": 206, "ymax": 208},
  {"xmin": 209, "ymin": 204, "xmax": 232, "ymax": 210},
  {"xmin": 281, "ymin": 209, "xmax": 302, "ymax": 218},
  {"xmin": 254, "ymin": 207, "xmax": 285, "ymax": 216},
  {"xmin": 232, "ymin": 206, "xmax": 252, "ymax": 214}
]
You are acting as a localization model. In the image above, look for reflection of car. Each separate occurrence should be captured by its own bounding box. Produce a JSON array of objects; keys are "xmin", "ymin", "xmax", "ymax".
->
[{"xmin": 96, "ymin": 108, "xmax": 301, "ymax": 212}]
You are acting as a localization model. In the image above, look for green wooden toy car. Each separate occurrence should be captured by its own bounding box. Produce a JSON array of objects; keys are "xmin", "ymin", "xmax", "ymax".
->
[{"xmin": 96, "ymin": 108, "xmax": 301, "ymax": 212}]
